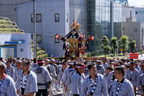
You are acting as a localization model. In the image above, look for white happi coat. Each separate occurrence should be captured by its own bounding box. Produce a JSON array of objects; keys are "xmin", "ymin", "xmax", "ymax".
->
[
  {"xmin": 110, "ymin": 78, "xmax": 135, "ymax": 96},
  {"xmin": 15, "ymin": 71, "xmax": 38, "ymax": 95},
  {"xmin": 71, "ymin": 71, "xmax": 85, "ymax": 95},
  {"xmin": 0, "ymin": 75, "xmax": 17, "ymax": 96},
  {"xmin": 32, "ymin": 66, "xmax": 52, "ymax": 89},
  {"xmin": 125, "ymin": 68, "xmax": 140, "ymax": 87},
  {"xmin": 80, "ymin": 74, "xmax": 108, "ymax": 96},
  {"xmin": 138, "ymin": 73, "xmax": 144, "ymax": 95}
]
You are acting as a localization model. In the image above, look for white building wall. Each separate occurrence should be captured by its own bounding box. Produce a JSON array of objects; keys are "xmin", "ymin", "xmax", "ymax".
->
[
  {"xmin": 0, "ymin": 33, "xmax": 32, "ymax": 58},
  {"xmin": 122, "ymin": 22, "xmax": 144, "ymax": 51},
  {"xmin": 16, "ymin": 0, "xmax": 69, "ymax": 57}
]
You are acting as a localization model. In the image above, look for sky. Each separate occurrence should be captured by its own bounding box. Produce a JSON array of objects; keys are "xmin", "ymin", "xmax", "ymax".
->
[{"xmin": 128, "ymin": 0, "xmax": 144, "ymax": 7}]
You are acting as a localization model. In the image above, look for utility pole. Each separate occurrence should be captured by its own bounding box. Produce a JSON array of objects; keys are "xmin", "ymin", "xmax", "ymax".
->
[{"xmin": 33, "ymin": 0, "xmax": 36, "ymax": 58}]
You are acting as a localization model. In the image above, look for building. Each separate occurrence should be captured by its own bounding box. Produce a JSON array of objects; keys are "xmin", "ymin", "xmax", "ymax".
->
[
  {"xmin": 0, "ymin": 0, "xmax": 32, "ymax": 22},
  {"xmin": 135, "ymin": 8, "xmax": 144, "ymax": 22},
  {"xmin": 16, "ymin": 0, "xmax": 69, "ymax": 57},
  {"xmin": 0, "ymin": 17, "xmax": 32, "ymax": 59},
  {"xmin": 111, "ymin": 0, "xmax": 129, "ymax": 6},
  {"xmin": 122, "ymin": 21, "xmax": 144, "ymax": 51}
]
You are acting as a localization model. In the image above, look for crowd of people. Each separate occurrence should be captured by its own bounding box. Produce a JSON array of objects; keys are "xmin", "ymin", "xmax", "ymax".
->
[{"xmin": 0, "ymin": 57, "xmax": 144, "ymax": 96}]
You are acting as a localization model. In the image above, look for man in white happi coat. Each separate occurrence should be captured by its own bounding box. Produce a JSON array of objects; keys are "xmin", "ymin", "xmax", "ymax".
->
[
  {"xmin": 110, "ymin": 66, "xmax": 135, "ymax": 96},
  {"xmin": 96, "ymin": 60, "xmax": 105, "ymax": 75},
  {"xmin": 80, "ymin": 62, "xmax": 108, "ymax": 96},
  {"xmin": 62, "ymin": 62, "xmax": 75, "ymax": 96},
  {"xmin": 16, "ymin": 60, "xmax": 38, "ymax": 96},
  {"xmin": 5, "ymin": 60, "xmax": 15, "ymax": 79},
  {"xmin": 138, "ymin": 64, "xmax": 144, "ymax": 96},
  {"xmin": 57, "ymin": 61, "xmax": 67, "ymax": 91},
  {"xmin": 103, "ymin": 67, "xmax": 113, "ymax": 84},
  {"xmin": 33, "ymin": 60, "xmax": 52, "ymax": 96},
  {"xmin": 71, "ymin": 63, "xmax": 85, "ymax": 96},
  {"xmin": 45, "ymin": 58, "xmax": 57, "ymax": 96},
  {"xmin": 0, "ymin": 62, "xmax": 17, "ymax": 96},
  {"xmin": 125, "ymin": 62, "xmax": 140, "ymax": 95},
  {"xmin": 13, "ymin": 59, "xmax": 23, "ymax": 82}
]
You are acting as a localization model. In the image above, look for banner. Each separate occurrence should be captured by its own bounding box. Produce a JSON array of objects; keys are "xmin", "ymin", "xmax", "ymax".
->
[{"xmin": 129, "ymin": 53, "xmax": 139, "ymax": 59}]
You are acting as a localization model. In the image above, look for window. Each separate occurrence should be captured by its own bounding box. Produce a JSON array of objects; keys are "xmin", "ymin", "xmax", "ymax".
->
[
  {"xmin": 31, "ymin": 14, "xmax": 42, "ymax": 22},
  {"xmin": 55, "ymin": 13, "xmax": 60, "ymax": 22},
  {"xmin": 31, "ymin": 34, "xmax": 42, "ymax": 43},
  {"xmin": 66, "ymin": 13, "xmax": 68, "ymax": 22},
  {"xmin": 134, "ymin": 28, "xmax": 137, "ymax": 32},
  {"xmin": 36, "ymin": 35, "xmax": 42, "ymax": 43},
  {"xmin": 55, "ymin": 34, "xmax": 60, "ymax": 43}
]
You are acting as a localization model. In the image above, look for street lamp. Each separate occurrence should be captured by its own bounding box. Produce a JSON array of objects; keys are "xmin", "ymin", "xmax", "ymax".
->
[
  {"xmin": 117, "ymin": 39, "xmax": 121, "ymax": 59},
  {"xmin": 33, "ymin": 0, "xmax": 36, "ymax": 58}
]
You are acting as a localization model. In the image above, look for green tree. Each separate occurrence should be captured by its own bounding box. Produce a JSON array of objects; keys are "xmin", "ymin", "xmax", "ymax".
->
[
  {"xmin": 110, "ymin": 37, "xmax": 117, "ymax": 56},
  {"xmin": 129, "ymin": 38, "xmax": 136, "ymax": 52},
  {"xmin": 101, "ymin": 36, "xmax": 111, "ymax": 57},
  {"xmin": 120, "ymin": 35, "xmax": 129, "ymax": 55}
]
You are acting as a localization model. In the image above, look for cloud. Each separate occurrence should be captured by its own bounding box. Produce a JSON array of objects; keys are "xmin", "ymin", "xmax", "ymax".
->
[{"xmin": 128, "ymin": 0, "xmax": 142, "ymax": 7}]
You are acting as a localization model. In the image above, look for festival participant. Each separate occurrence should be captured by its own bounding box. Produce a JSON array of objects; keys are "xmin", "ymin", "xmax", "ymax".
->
[
  {"xmin": 103, "ymin": 67, "xmax": 113, "ymax": 83},
  {"xmin": 125, "ymin": 62, "xmax": 140, "ymax": 95},
  {"xmin": 138, "ymin": 64, "xmax": 144, "ymax": 96},
  {"xmin": 71, "ymin": 63, "xmax": 85, "ymax": 96},
  {"xmin": 13, "ymin": 59, "xmax": 23, "ymax": 82},
  {"xmin": 96, "ymin": 60, "xmax": 105, "ymax": 75},
  {"xmin": 33, "ymin": 60, "xmax": 52, "ymax": 96},
  {"xmin": 110, "ymin": 66, "xmax": 135, "ymax": 96},
  {"xmin": 80, "ymin": 63, "xmax": 108, "ymax": 96},
  {"xmin": 0, "ymin": 62, "xmax": 17, "ymax": 96},
  {"xmin": 64, "ymin": 62, "xmax": 76, "ymax": 96},
  {"xmin": 16, "ymin": 60, "xmax": 38, "ymax": 96},
  {"xmin": 5, "ymin": 60, "xmax": 15, "ymax": 79},
  {"xmin": 56, "ymin": 61, "xmax": 67, "ymax": 91},
  {"xmin": 46, "ymin": 58, "xmax": 57, "ymax": 96}
]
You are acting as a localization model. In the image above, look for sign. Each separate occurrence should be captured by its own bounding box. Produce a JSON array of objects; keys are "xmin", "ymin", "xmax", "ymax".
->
[
  {"xmin": 120, "ymin": 49, "xmax": 123, "ymax": 51},
  {"xmin": 129, "ymin": 53, "xmax": 139, "ymax": 59}
]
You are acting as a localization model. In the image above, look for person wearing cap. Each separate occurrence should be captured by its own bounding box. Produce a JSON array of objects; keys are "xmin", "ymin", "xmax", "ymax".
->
[
  {"xmin": 138, "ymin": 63, "xmax": 144, "ymax": 96},
  {"xmin": 0, "ymin": 62, "xmax": 17, "ymax": 96},
  {"xmin": 109, "ymin": 66, "xmax": 135, "ymax": 96},
  {"xmin": 15, "ymin": 60, "xmax": 38, "ymax": 96},
  {"xmin": 134, "ymin": 61, "xmax": 141, "ymax": 72},
  {"xmin": 125, "ymin": 62, "xmax": 140, "ymax": 95},
  {"xmin": 5, "ymin": 60, "xmax": 15, "ymax": 80},
  {"xmin": 80, "ymin": 62, "xmax": 108, "ymax": 96},
  {"xmin": 96, "ymin": 60, "xmax": 105, "ymax": 75},
  {"xmin": 13, "ymin": 59, "xmax": 23, "ymax": 82},
  {"xmin": 62, "ymin": 61, "xmax": 75, "ymax": 96},
  {"xmin": 32, "ymin": 59, "xmax": 52, "ymax": 96},
  {"xmin": 71, "ymin": 63, "xmax": 85, "ymax": 96}
]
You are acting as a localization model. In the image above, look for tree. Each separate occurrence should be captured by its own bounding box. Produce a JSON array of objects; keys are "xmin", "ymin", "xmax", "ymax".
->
[
  {"xmin": 120, "ymin": 35, "xmax": 129, "ymax": 55},
  {"xmin": 110, "ymin": 37, "xmax": 117, "ymax": 56},
  {"xmin": 129, "ymin": 38, "xmax": 136, "ymax": 53},
  {"xmin": 101, "ymin": 36, "xmax": 111, "ymax": 57}
]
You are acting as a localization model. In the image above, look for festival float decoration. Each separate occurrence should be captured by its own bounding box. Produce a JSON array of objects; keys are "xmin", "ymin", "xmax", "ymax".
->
[{"xmin": 61, "ymin": 20, "xmax": 90, "ymax": 58}]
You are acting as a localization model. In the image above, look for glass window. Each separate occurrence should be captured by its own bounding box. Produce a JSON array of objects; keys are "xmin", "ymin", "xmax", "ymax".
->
[
  {"xmin": 31, "ymin": 14, "xmax": 42, "ymax": 22},
  {"xmin": 55, "ymin": 13, "xmax": 60, "ymax": 22},
  {"xmin": 36, "ymin": 35, "xmax": 42, "ymax": 43}
]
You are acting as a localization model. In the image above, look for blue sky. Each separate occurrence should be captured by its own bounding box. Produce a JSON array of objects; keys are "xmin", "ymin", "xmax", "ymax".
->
[{"xmin": 129, "ymin": 0, "xmax": 144, "ymax": 7}]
